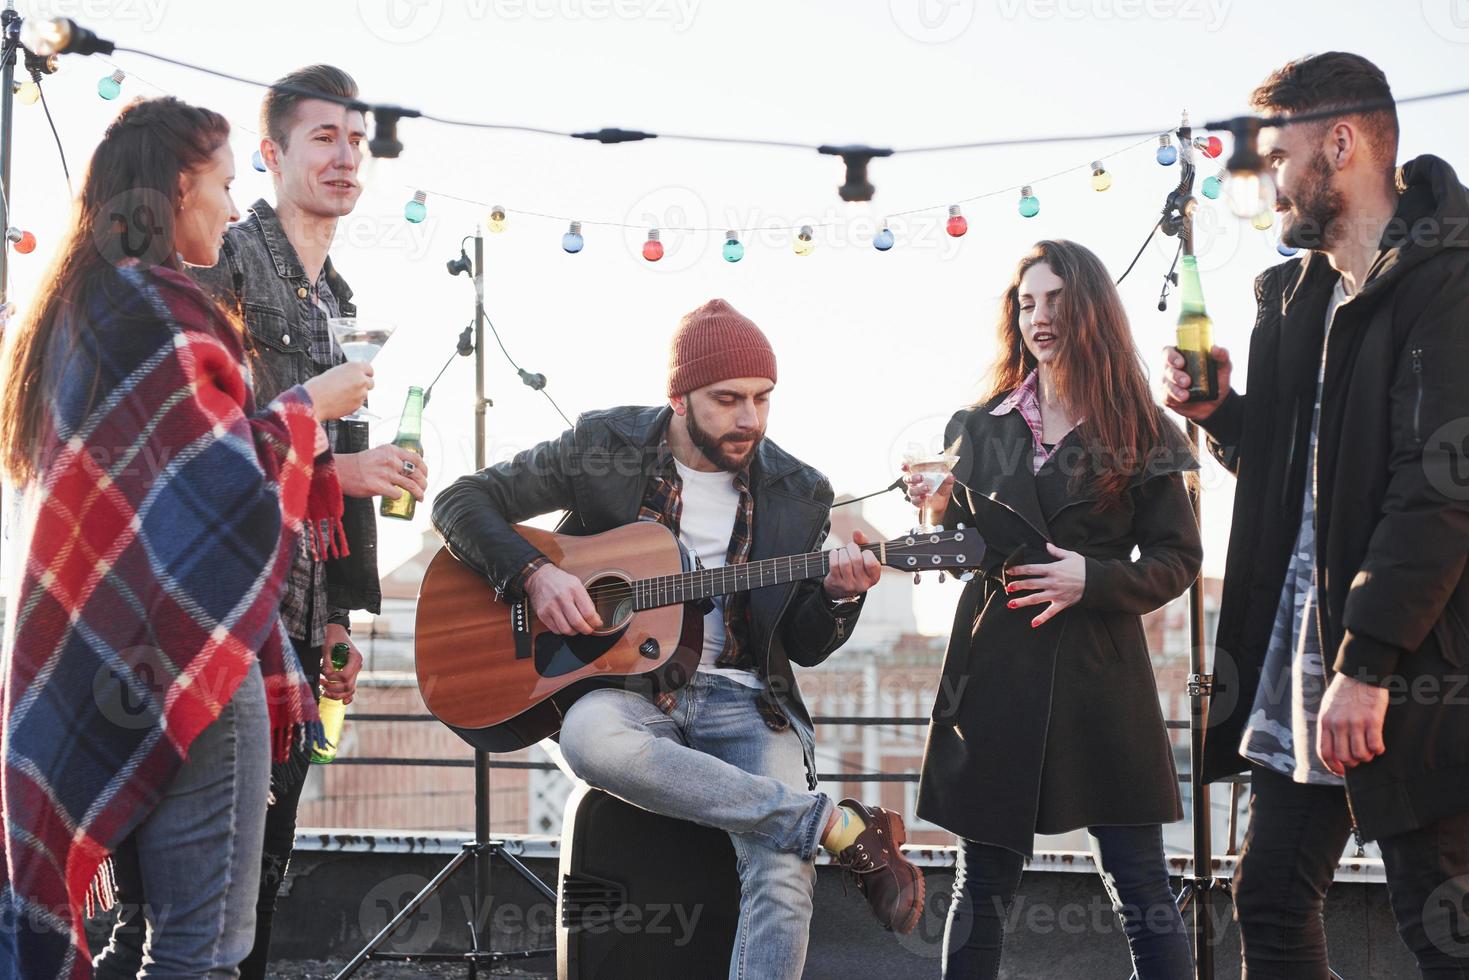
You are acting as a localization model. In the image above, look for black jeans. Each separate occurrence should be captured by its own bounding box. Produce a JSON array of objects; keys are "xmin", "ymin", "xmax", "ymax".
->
[
  {"xmin": 238, "ymin": 634, "xmax": 323, "ymax": 980},
  {"xmin": 1234, "ymin": 764, "xmax": 1469, "ymax": 978},
  {"xmin": 943, "ymin": 825, "xmax": 1192, "ymax": 979}
]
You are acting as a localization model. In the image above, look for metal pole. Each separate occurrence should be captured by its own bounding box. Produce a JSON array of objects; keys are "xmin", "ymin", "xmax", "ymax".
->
[
  {"xmin": 1177, "ymin": 115, "xmax": 1216, "ymax": 980},
  {"xmin": 0, "ymin": 2, "xmax": 18, "ymax": 559},
  {"xmin": 470, "ymin": 229, "xmax": 492, "ymax": 972}
]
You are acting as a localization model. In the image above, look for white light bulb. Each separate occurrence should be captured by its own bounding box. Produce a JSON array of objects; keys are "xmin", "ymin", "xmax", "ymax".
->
[{"xmin": 1226, "ymin": 171, "xmax": 1276, "ymax": 219}]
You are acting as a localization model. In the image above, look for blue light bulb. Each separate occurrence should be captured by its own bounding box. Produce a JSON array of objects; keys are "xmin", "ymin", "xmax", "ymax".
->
[
  {"xmin": 97, "ymin": 71, "xmax": 124, "ymax": 100},
  {"xmin": 1018, "ymin": 186, "xmax": 1039, "ymax": 219},
  {"xmin": 1157, "ymin": 134, "xmax": 1177, "ymax": 166},
  {"xmin": 1277, "ymin": 240, "xmax": 1299, "ymax": 257},
  {"xmin": 251, "ymin": 150, "xmax": 267, "ymax": 173},
  {"xmin": 403, "ymin": 191, "xmax": 427, "ymax": 224},
  {"xmin": 722, "ymin": 231, "xmax": 744, "ymax": 263},
  {"xmin": 873, "ymin": 226, "xmax": 894, "ymax": 251},
  {"xmin": 563, "ymin": 221, "xmax": 584, "ymax": 254}
]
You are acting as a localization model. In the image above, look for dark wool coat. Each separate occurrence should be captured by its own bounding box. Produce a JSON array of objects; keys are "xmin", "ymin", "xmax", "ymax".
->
[{"xmin": 917, "ymin": 400, "xmax": 1202, "ymax": 855}]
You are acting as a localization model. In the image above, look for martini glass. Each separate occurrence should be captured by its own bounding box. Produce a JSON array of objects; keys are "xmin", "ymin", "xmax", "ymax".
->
[
  {"xmin": 328, "ymin": 317, "xmax": 397, "ymax": 422},
  {"xmin": 904, "ymin": 452, "xmax": 961, "ymax": 532}
]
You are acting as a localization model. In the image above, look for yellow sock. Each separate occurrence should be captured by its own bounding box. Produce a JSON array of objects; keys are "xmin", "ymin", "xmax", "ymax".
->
[{"xmin": 821, "ymin": 804, "xmax": 866, "ymax": 854}]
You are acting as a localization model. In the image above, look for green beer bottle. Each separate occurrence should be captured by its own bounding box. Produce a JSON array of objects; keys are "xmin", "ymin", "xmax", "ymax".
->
[
  {"xmin": 310, "ymin": 642, "xmax": 351, "ymax": 765},
  {"xmin": 380, "ymin": 386, "xmax": 424, "ymax": 521},
  {"xmin": 1175, "ymin": 255, "xmax": 1218, "ymax": 403}
]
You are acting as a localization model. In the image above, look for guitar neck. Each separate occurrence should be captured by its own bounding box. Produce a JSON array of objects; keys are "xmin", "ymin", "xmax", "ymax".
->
[{"xmin": 631, "ymin": 545, "xmax": 878, "ymax": 611}]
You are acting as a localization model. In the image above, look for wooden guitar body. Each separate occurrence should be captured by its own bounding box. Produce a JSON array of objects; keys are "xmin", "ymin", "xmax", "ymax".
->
[{"xmin": 415, "ymin": 522, "xmax": 703, "ymax": 753}]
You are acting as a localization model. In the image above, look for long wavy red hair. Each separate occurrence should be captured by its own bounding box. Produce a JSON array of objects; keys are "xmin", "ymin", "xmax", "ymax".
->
[{"xmin": 982, "ymin": 239, "xmax": 1169, "ymax": 507}]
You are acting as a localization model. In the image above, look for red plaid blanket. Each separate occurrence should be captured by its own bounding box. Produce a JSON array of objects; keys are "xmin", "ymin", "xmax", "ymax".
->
[{"xmin": 1, "ymin": 265, "xmax": 339, "ymax": 978}]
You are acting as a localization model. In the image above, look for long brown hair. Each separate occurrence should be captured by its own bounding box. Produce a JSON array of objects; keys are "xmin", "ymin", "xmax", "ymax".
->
[
  {"xmin": 984, "ymin": 239, "xmax": 1167, "ymax": 507},
  {"xmin": 0, "ymin": 96, "xmax": 231, "ymax": 485}
]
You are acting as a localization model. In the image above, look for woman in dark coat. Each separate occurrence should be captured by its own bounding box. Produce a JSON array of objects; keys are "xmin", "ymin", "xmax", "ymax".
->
[{"xmin": 909, "ymin": 240, "xmax": 1202, "ymax": 979}]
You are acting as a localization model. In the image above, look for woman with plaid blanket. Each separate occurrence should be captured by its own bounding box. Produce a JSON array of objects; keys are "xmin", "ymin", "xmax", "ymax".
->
[{"xmin": 0, "ymin": 97, "xmax": 371, "ymax": 978}]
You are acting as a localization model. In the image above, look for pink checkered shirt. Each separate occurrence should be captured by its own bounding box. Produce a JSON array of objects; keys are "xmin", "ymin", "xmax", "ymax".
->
[{"xmin": 989, "ymin": 370, "xmax": 1080, "ymax": 473}]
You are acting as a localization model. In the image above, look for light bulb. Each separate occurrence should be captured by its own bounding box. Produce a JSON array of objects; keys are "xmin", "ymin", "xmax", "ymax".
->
[
  {"xmin": 1090, "ymin": 161, "xmax": 1112, "ymax": 192},
  {"xmin": 7, "ymin": 228, "xmax": 36, "ymax": 254},
  {"xmin": 873, "ymin": 224, "xmax": 894, "ymax": 251},
  {"xmin": 1226, "ymin": 171, "xmax": 1276, "ymax": 219},
  {"xmin": 97, "ymin": 70, "xmax": 124, "ymax": 100},
  {"xmin": 642, "ymin": 228, "xmax": 663, "ymax": 262},
  {"xmin": 251, "ymin": 150, "xmax": 267, "ymax": 173},
  {"xmin": 1201, "ymin": 172, "xmax": 1223, "ymax": 200},
  {"xmin": 946, "ymin": 205, "xmax": 968, "ymax": 238},
  {"xmin": 563, "ymin": 221, "xmax": 584, "ymax": 254},
  {"xmin": 794, "ymin": 225, "xmax": 814, "ymax": 256},
  {"xmin": 403, "ymin": 190, "xmax": 427, "ymax": 224},
  {"xmin": 1018, "ymin": 186, "xmax": 1039, "ymax": 218},
  {"xmin": 1277, "ymin": 240, "xmax": 1300, "ymax": 257},
  {"xmin": 1157, "ymin": 134, "xmax": 1177, "ymax": 166},
  {"xmin": 1251, "ymin": 209, "xmax": 1274, "ymax": 231},
  {"xmin": 487, "ymin": 205, "xmax": 508, "ymax": 233},
  {"xmin": 15, "ymin": 82, "xmax": 40, "ymax": 106},
  {"xmin": 1197, "ymin": 135, "xmax": 1223, "ymax": 159},
  {"xmin": 723, "ymin": 230, "xmax": 744, "ymax": 263}
]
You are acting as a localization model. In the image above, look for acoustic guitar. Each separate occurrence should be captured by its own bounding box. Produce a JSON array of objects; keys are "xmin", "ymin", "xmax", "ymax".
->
[{"xmin": 414, "ymin": 520, "xmax": 979, "ymax": 752}]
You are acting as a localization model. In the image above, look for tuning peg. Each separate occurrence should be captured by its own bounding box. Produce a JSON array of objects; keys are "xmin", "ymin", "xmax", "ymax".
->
[
  {"xmin": 938, "ymin": 571, "xmax": 946, "ymax": 583},
  {"xmin": 913, "ymin": 572, "xmax": 921, "ymax": 584}
]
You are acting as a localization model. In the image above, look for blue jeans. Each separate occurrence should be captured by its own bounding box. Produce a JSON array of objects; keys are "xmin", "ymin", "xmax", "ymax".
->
[
  {"xmin": 93, "ymin": 660, "xmax": 270, "ymax": 979},
  {"xmin": 557, "ymin": 671, "xmax": 834, "ymax": 980},
  {"xmin": 943, "ymin": 825, "xmax": 1192, "ymax": 979}
]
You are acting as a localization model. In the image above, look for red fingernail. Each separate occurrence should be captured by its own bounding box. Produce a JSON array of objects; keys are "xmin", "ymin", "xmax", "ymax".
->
[{"xmin": 1008, "ymin": 601, "xmax": 1017, "ymax": 609}]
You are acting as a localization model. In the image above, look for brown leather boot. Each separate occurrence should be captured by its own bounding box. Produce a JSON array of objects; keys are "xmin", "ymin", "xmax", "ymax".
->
[{"xmin": 831, "ymin": 798, "xmax": 925, "ymax": 935}]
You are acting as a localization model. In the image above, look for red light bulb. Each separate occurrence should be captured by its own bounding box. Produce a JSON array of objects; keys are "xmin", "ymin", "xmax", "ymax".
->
[
  {"xmin": 642, "ymin": 228, "xmax": 663, "ymax": 262},
  {"xmin": 945, "ymin": 205, "xmax": 967, "ymax": 238},
  {"xmin": 1202, "ymin": 136, "xmax": 1223, "ymax": 158}
]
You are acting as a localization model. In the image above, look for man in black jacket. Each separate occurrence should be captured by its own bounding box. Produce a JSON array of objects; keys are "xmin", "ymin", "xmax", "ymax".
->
[
  {"xmin": 1164, "ymin": 52, "xmax": 1469, "ymax": 976},
  {"xmin": 433, "ymin": 299, "xmax": 925, "ymax": 975}
]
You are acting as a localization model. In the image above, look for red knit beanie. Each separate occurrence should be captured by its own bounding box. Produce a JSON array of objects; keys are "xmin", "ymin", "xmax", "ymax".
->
[{"xmin": 667, "ymin": 299, "xmax": 777, "ymax": 397}]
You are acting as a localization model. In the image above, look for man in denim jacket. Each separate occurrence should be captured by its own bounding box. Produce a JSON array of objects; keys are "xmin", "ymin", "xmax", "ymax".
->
[{"xmin": 93, "ymin": 65, "xmax": 427, "ymax": 980}]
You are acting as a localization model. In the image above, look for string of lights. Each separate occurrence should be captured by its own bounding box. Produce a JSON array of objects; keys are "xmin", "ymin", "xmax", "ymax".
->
[{"xmin": 9, "ymin": 15, "xmax": 1468, "ymax": 265}]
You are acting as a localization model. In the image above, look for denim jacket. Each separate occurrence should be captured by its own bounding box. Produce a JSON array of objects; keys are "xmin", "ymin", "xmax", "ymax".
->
[{"xmin": 192, "ymin": 199, "xmax": 382, "ymax": 619}]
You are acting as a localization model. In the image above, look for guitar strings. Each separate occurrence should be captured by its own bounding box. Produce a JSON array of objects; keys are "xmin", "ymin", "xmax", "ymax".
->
[{"xmin": 573, "ymin": 538, "xmax": 969, "ymax": 605}]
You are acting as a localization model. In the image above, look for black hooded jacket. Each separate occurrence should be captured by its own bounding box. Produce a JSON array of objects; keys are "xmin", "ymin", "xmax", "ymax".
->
[{"xmin": 1198, "ymin": 155, "xmax": 1469, "ymax": 840}]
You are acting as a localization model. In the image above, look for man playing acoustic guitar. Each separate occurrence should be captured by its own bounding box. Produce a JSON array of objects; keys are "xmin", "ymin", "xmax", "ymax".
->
[{"xmin": 432, "ymin": 298, "xmax": 925, "ymax": 976}]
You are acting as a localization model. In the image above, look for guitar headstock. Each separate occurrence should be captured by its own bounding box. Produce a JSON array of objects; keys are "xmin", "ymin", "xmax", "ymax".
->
[{"xmin": 876, "ymin": 526, "xmax": 982, "ymax": 577}]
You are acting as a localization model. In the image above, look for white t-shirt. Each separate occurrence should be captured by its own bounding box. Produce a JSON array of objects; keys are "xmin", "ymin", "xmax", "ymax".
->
[{"xmin": 673, "ymin": 458, "xmax": 763, "ymax": 689}]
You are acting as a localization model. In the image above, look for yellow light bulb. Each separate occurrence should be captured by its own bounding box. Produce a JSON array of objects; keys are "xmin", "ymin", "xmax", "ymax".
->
[
  {"xmin": 487, "ymin": 205, "xmax": 507, "ymax": 233},
  {"xmin": 15, "ymin": 82, "xmax": 40, "ymax": 106},
  {"xmin": 793, "ymin": 225, "xmax": 815, "ymax": 256},
  {"xmin": 1251, "ymin": 209, "xmax": 1274, "ymax": 231}
]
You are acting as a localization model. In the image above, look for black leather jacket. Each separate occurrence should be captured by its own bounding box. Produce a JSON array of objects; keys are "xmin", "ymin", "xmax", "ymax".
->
[{"xmin": 431, "ymin": 405, "xmax": 865, "ymax": 787}]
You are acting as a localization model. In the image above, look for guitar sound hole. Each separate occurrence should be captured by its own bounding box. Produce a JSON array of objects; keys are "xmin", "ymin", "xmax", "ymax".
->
[{"xmin": 585, "ymin": 573, "xmax": 634, "ymax": 632}]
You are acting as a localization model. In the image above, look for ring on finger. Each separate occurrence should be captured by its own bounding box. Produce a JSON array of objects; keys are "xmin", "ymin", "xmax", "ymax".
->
[{"xmin": 402, "ymin": 458, "xmax": 416, "ymax": 475}]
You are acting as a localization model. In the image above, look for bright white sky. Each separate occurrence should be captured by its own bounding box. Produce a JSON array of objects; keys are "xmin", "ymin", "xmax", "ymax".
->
[{"xmin": 4, "ymin": 0, "xmax": 1466, "ymax": 632}]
